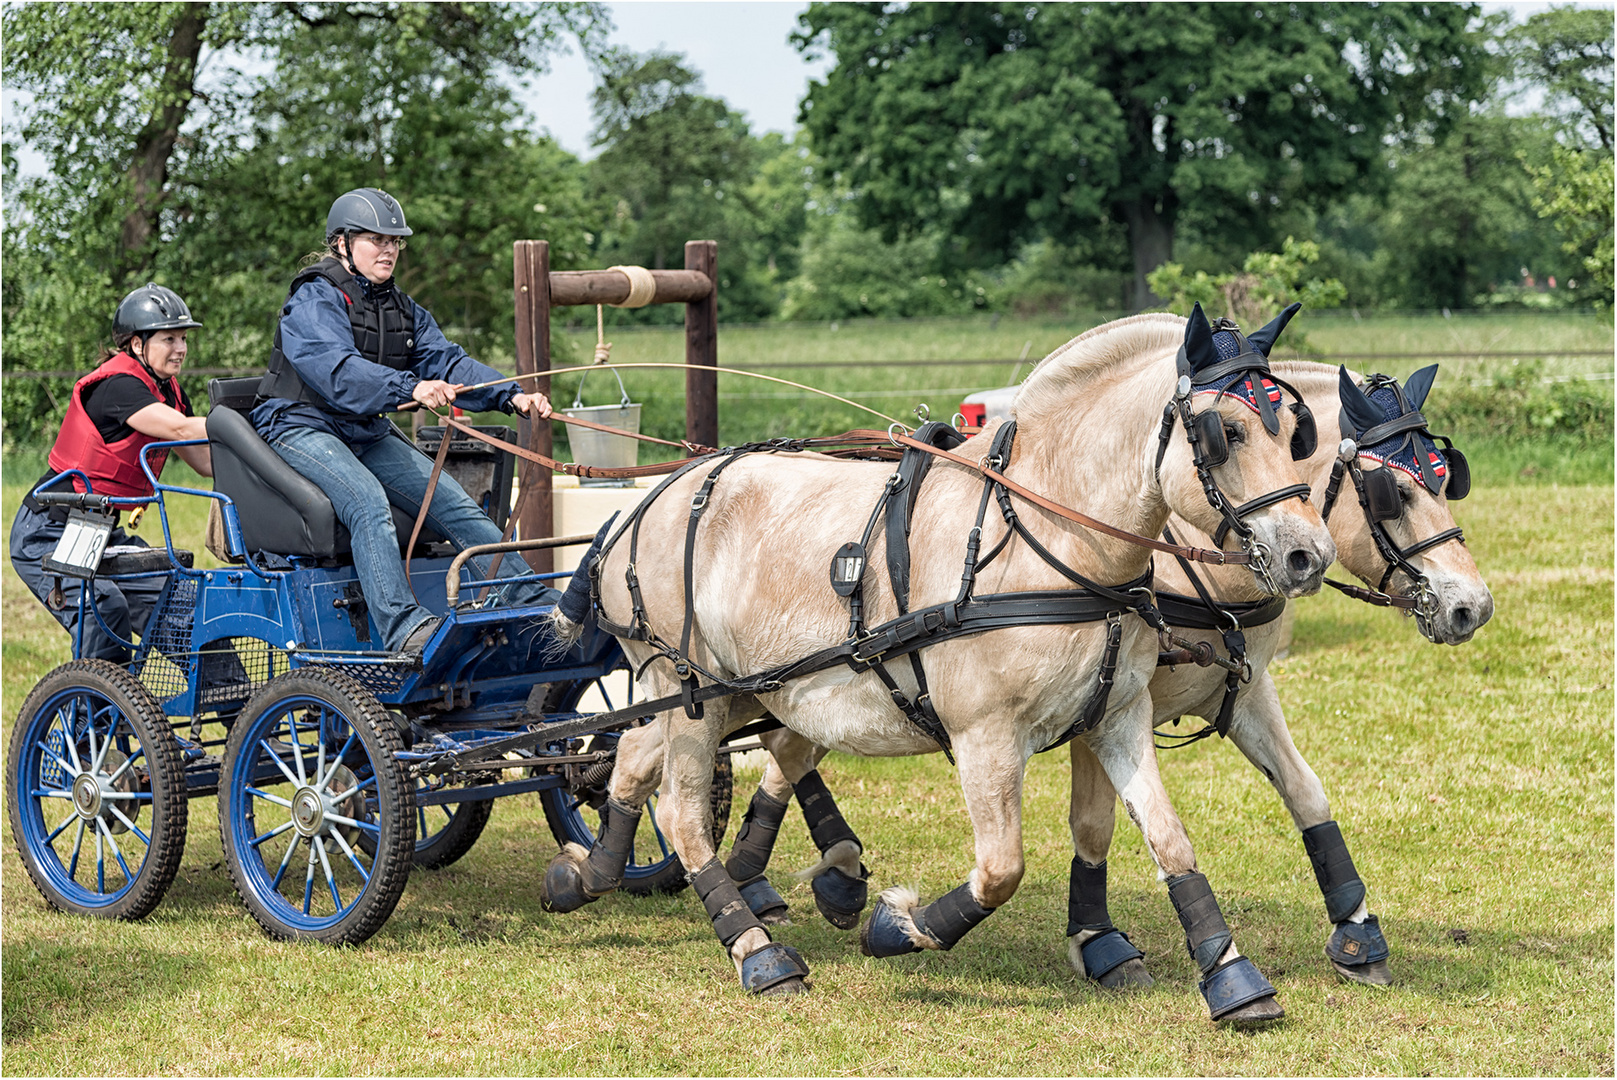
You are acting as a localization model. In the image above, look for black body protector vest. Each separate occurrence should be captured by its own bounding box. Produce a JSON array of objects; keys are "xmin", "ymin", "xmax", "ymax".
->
[{"xmin": 258, "ymin": 257, "xmax": 417, "ymax": 411}]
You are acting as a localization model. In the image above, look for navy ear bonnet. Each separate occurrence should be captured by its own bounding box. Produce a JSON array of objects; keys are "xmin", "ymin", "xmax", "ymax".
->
[
  {"xmin": 1338, "ymin": 364, "xmax": 1469, "ymax": 499},
  {"xmin": 1179, "ymin": 302, "xmax": 1314, "ymax": 458}
]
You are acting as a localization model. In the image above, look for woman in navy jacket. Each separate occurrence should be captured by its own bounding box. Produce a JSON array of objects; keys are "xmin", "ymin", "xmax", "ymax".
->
[{"xmin": 252, "ymin": 188, "xmax": 554, "ymax": 652}]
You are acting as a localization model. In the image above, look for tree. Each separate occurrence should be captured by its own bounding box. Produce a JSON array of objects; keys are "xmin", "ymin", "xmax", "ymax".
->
[
  {"xmin": 3, "ymin": 2, "xmax": 609, "ymax": 446},
  {"xmin": 793, "ymin": 2, "xmax": 1489, "ymax": 309},
  {"xmin": 1506, "ymin": 5, "xmax": 1614, "ymax": 152}
]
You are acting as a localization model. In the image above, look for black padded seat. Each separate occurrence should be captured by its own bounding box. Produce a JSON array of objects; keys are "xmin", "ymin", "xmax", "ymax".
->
[{"xmin": 206, "ymin": 377, "xmax": 444, "ymax": 560}]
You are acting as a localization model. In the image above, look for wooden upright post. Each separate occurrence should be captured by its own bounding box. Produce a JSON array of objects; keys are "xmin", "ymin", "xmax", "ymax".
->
[
  {"xmin": 684, "ymin": 240, "xmax": 718, "ymax": 448},
  {"xmin": 513, "ymin": 240, "xmax": 553, "ymax": 573}
]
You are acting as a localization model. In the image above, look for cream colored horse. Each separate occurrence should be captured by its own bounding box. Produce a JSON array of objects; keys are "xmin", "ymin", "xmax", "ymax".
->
[
  {"xmin": 1066, "ymin": 360, "xmax": 1493, "ymax": 990},
  {"xmin": 550, "ymin": 311, "xmax": 1333, "ymax": 1020}
]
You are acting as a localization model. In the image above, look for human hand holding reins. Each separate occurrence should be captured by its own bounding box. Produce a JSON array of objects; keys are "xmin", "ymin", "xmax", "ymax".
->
[{"xmin": 411, "ymin": 379, "xmax": 461, "ymax": 409}]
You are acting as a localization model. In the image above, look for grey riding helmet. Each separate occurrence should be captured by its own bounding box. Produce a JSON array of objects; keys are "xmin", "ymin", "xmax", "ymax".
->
[
  {"xmin": 325, "ymin": 188, "xmax": 413, "ymax": 243},
  {"xmin": 112, "ymin": 284, "xmax": 203, "ymax": 349}
]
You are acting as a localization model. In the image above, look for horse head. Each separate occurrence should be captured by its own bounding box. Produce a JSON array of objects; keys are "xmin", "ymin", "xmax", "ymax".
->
[
  {"xmin": 1154, "ymin": 304, "xmax": 1335, "ymax": 598},
  {"xmin": 1322, "ymin": 364, "xmax": 1493, "ymax": 644}
]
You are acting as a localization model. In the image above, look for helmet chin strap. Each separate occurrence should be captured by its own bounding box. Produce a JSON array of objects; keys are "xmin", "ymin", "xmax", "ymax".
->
[{"xmin": 337, "ymin": 231, "xmax": 364, "ymax": 282}]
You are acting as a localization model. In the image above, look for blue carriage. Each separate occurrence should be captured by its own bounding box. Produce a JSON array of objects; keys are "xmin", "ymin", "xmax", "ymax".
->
[{"xmin": 7, "ymin": 378, "xmax": 730, "ymax": 944}]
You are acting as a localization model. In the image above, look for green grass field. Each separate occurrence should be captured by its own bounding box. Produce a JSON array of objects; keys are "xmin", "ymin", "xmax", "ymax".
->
[{"xmin": 1, "ymin": 311, "xmax": 1612, "ymax": 1074}]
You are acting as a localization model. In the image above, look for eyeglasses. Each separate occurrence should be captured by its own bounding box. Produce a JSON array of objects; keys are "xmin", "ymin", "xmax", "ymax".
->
[{"xmin": 354, "ymin": 232, "xmax": 407, "ymax": 251}]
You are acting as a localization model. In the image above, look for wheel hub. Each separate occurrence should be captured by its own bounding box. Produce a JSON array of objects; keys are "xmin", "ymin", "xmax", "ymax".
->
[
  {"xmin": 291, "ymin": 788, "xmax": 326, "ymax": 837},
  {"xmin": 72, "ymin": 773, "xmax": 102, "ymax": 818}
]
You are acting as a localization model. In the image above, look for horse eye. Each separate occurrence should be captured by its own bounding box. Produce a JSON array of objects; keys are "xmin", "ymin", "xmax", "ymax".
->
[{"xmin": 1223, "ymin": 423, "xmax": 1242, "ymax": 445}]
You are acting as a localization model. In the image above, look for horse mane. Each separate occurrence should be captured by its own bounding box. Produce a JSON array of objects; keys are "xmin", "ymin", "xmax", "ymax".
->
[{"xmin": 1014, "ymin": 313, "xmax": 1184, "ymax": 421}]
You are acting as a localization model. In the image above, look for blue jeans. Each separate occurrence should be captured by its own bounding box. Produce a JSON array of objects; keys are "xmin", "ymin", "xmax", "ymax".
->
[{"xmin": 268, "ymin": 426, "xmax": 557, "ymax": 650}]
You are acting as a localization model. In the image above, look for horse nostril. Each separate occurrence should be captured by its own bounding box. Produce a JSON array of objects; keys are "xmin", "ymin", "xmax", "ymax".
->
[
  {"xmin": 1452, "ymin": 607, "xmax": 1474, "ymax": 634},
  {"xmin": 1287, "ymin": 549, "xmax": 1318, "ymax": 578}
]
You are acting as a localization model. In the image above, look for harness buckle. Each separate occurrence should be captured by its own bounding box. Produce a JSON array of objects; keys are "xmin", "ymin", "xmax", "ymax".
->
[{"xmin": 690, "ymin": 490, "xmax": 709, "ymax": 512}]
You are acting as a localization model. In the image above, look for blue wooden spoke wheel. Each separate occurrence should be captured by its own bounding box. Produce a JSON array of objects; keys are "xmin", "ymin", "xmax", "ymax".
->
[
  {"xmin": 218, "ymin": 668, "xmax": 414, "ymax": 944},
  {"xmin": 536, "ymin": 677, "xmax": 732, "ymax": 896},
  {"xmin": 7, "ymin": 660, "xmax": 188, "ymax": 920}
]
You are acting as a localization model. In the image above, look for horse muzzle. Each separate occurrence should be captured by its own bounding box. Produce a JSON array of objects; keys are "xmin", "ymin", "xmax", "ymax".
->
[
  {"xmin": 1417, "ymin": 576, "xmax": 1495, "ymax": 645},
  {"xmin": 1248, "ymin": 525, "xmax": 1334, "ymax": 599}
]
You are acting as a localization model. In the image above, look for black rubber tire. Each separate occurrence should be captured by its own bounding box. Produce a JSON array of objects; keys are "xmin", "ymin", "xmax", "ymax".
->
[
  {"xmin": 218, "ymin": 668, "xmax": 414, "ymax": 944},
  {"xmin": 410, "ymin": 795, "xmax": 493, "ymax": 870},
  {"xmin": 7, "ymin": 660, "xmax": 187, "ymax": 921},
  {"xmin": 535, "ymin": 679, "xmax": 732, "ymax": 897}
]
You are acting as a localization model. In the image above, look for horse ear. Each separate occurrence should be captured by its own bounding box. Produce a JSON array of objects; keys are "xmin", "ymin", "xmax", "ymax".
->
[
  {"xmin": 1246, "ymin": 302, "xmax": 1302, "ymax": 357},
  {"xmin": 1403, "ymin": 364, "xmax": 1439, "ymax": 410},
  {"xmin": 1183, "ymin": 302, "xmax": 1218, "ymax": 373},
  {"xmin": 1338, "ymin": 366, "xmax": 1384, "ymax": 438}
]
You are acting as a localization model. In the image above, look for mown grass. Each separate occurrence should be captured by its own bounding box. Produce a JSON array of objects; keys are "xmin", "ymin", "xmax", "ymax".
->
[{"xmin": 1, "ymin": 312, "xmax": 1612, "ymax": 1074}]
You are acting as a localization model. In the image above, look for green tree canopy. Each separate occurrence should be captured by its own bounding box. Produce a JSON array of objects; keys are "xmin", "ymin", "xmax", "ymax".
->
[{"xmin": 793, "ymin": 2, "xmax": 1489, "ymax": 309}]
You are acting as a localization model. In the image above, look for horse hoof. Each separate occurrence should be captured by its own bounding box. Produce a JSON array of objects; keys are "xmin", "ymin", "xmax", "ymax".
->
[
  {"xmin": 1332, "ymin": 957, "xmax": 1392, "ymax": 987},
  {"xmin": 540, "ymin": 851, "xmax": 597, "ymax": 913},
  {"xmin": 811, "ymin": 864, "xmax": 868, "ymax": 930},
  {"xmin": 1097, "ymin": 957, "xmax": 1155, "ymax": 990},
  {"xmin": 1218, "ymin": 995, "xmax": 1285, "ymax": 1026},
  {"xmin": 740, "ymin": 942, "xmax": 811, "ymax": 996},
  {"xmin": 858, "ymin": 888, "xmax": 931, "ymax": 957}
]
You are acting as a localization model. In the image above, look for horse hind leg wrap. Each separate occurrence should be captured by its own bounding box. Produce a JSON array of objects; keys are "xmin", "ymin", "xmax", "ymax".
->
[
  {"xmin": 793, "ymin": 770, "xmax": 869, "ymax": 928},
  {"xmin": 1068, "ymin": 859, "xmax": 1145, "ymax": 981},
  {"xmin": 862, "ymin": 883, "xmax": 994, "ymax": 957},
  {"xmin": 913, "ymin": 883, "xmax": 996, "ymax": 950},
  {"xmin": 793, "ymin": 770, "xmax": 860, "ymax": 853},
  {"xmin": 1167, "ymin": 872, "xmax": 1277, "ymax": 1021},
  {"xmin": 1302, "ymin": 820, "xmax": 1368, "ymax": 924},
  {"xmin": 579, "ymin": 798, "xmax": 642, "ymax": 895},
  {"xmin": 690, "ymin": 858, "xmax": 767, "ymax": 948},
  {"xmin": 726, "ymin": 788, "xmax": 789, "ymax": 883}
]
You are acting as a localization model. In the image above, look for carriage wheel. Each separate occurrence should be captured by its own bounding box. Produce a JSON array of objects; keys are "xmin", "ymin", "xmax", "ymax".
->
[
  {"xmin": 218, "ymin": 668, "xmax": 414, "ymax": 944},
  {"xmin": 409, "ymin": 792, "xmax": 493, "ymax": 870},
  {"xmin": 535, "ymin": 677, "xmax": 732, "ymax": 896},
  {"xmin": 6, "ymin": 660, "xmax": 187, "ymax": 920}
]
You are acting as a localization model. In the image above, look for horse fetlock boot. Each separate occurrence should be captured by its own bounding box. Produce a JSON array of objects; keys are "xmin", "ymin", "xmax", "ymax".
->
[
  {"xmin": 794, "ymin": 770, "xmax": 861, "ymax": 856},
  {"xmin": 738, "ymin": 876, "xmax": 791, "ymax": 925},
  {"xmin": 860, "ymin": 884, "xmax": 994, "ymax": 958},
  {"xmin": 1068, "ymin": 858, "xmax": 1152, "ymax": 989},
  {"xmin": 1302, "ymin": 820, "xmax": 1392, "ymax": 986},
  {"xmin": 810, "ymin": 863, "xmax": 869, "ymax": 930},
  {"xmin": 726, "ymin": 788, "xmax": 790, "ymax": 883},
  {"xmin": 541, "ymin": 846, "xmax": 599, "ymax": 913},
  {"xmin": 1167, "ymin": 872, "xmax": 1282, "ymax": 1023},
  {"xmin": 739, "ymin": 942, "xmax": 811, "ymax": 996},
  {"xmin": 1326, "ymin": 914, "xmax": 1392, "ymax": 986}
]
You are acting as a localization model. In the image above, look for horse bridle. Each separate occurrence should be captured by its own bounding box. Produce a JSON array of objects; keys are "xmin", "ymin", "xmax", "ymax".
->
[
  {"xmin": 1154, "ymin": 326, "xmax": 1317, "ymax": 596},
  {"xmin": 1319, "ymin": 375, "xmax": 1469, "ymax": 631}
]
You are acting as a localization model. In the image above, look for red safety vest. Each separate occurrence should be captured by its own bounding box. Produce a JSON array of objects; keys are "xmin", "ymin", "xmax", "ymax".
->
[{"xmin": 47, "ymin": 352, "xmax": 185, "ymax": 498}]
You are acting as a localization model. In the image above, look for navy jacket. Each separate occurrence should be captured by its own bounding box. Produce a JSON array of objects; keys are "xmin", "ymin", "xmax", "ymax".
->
[{"xmin": 252, "ymin": 276, "xmax": 520, "ymax": 446}]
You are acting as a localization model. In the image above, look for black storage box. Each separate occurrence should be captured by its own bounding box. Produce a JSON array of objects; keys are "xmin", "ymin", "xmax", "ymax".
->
[{"xmin": 414, "ymin": 425, "xmax": 519, "ymax": 529}]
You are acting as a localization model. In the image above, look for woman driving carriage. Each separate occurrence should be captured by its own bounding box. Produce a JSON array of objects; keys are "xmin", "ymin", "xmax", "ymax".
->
[
  {"xmin": 250, "ymin": 187, "xmax": 559, "ymax": 652},
  {"xmin": 10, "ymin": 284, "xmax": 214, "ymax": 663}
]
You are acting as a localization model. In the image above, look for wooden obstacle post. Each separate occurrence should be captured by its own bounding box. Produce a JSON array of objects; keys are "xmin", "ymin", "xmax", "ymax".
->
[{"xmin": 511, "ymin": 240, "xmax": 719, "ymax": 567}]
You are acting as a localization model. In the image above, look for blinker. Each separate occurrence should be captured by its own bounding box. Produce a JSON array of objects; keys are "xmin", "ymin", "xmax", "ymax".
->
[
  {"xmin": 1361, "ymin": 467, "xmax": 1402, "ymax": 522},
  {"xmin": 1443, "ymin": 447, "xmax": 1471, "ymax": 500},
  {"xmin": 1192, "ymin": 410, "xmax": 1229, "ymax": 468},
  {"xmin": 1290, "ymin": 403, "xmax": 1317, "ymax": 461}
]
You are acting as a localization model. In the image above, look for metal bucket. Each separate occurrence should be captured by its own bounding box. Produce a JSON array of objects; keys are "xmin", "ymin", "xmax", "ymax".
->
[{"xmin": 561, "ymin": 366, "xmax": 641, "ymax": 487}]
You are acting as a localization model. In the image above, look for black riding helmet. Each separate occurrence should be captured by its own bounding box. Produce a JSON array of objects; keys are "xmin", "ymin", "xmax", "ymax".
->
[
  {"xmin": 326, "ymin": 187, "xmax": 413, "ymax": 243},
  {"xmin": 112, "ymin": 283, "xmax": 202, "ymax": 350}
]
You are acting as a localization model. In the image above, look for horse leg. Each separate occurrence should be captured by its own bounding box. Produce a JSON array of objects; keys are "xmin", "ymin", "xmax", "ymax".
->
[
  {"xmin": 1226, "ymin": 674, "xmax": 1390, "ymax": 986},
  {"xmin": 1066, "ymin": 739, "xmax": 1153, "ymax": 989},
  {"xmin": 722, "ymin": 730, "xmax": 817, "ymax": 925},
  {"xmin": 658, "ymin": 706, "xmax": 810, "ymax": 997},
  {"xmin": 859, "ymin": 731, "xmax": 1020, "ymax": 959},
  {"xmin": 540, "ymin": 715, "xmax": 669, "ymax": 913},
  {"xmin": 1084, "ymin": 693, "xmax": 1284, "ymax": 1024}
]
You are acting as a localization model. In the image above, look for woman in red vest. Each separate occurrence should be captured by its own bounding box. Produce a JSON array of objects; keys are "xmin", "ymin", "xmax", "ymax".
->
[{"xmin": 10, "ymin": 284, "xmax": 213, "ymax": 662}]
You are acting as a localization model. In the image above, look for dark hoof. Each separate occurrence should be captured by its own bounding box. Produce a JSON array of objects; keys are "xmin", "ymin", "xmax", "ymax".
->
[
  {"xmin": 739, "ymin": 877, "xmax": 792, "ymax": 926},
  {"xmin": 1332, "ymin": 957, "xmax": 1392, "ymax": 986},
  {"xmin": 858, "ymin": 895, "xmax": 927, "ymax": 958},
  {"xmin": 1097, "ymin": 957, "xmax": 1155, "ymax": 990},
  {"xmin": 810, "ymin": 864, "xmax": 868, "ymax": 930},
  {"xmin": 740, "ymin": 942, "xmax": 811, "ymax": 996},
  {"xmin": 540, "ymin": 853, "xmax": 598, "ymax": 913},
  {"xmin": 1219, "ymin": 995, "xmax": 1285, "ymax": 1025}
]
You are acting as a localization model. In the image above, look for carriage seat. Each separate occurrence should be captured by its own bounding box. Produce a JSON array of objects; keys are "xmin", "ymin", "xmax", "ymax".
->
[{"xmin": 206, "ymin": 377, "xmax": 445, "ymax": 560}]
